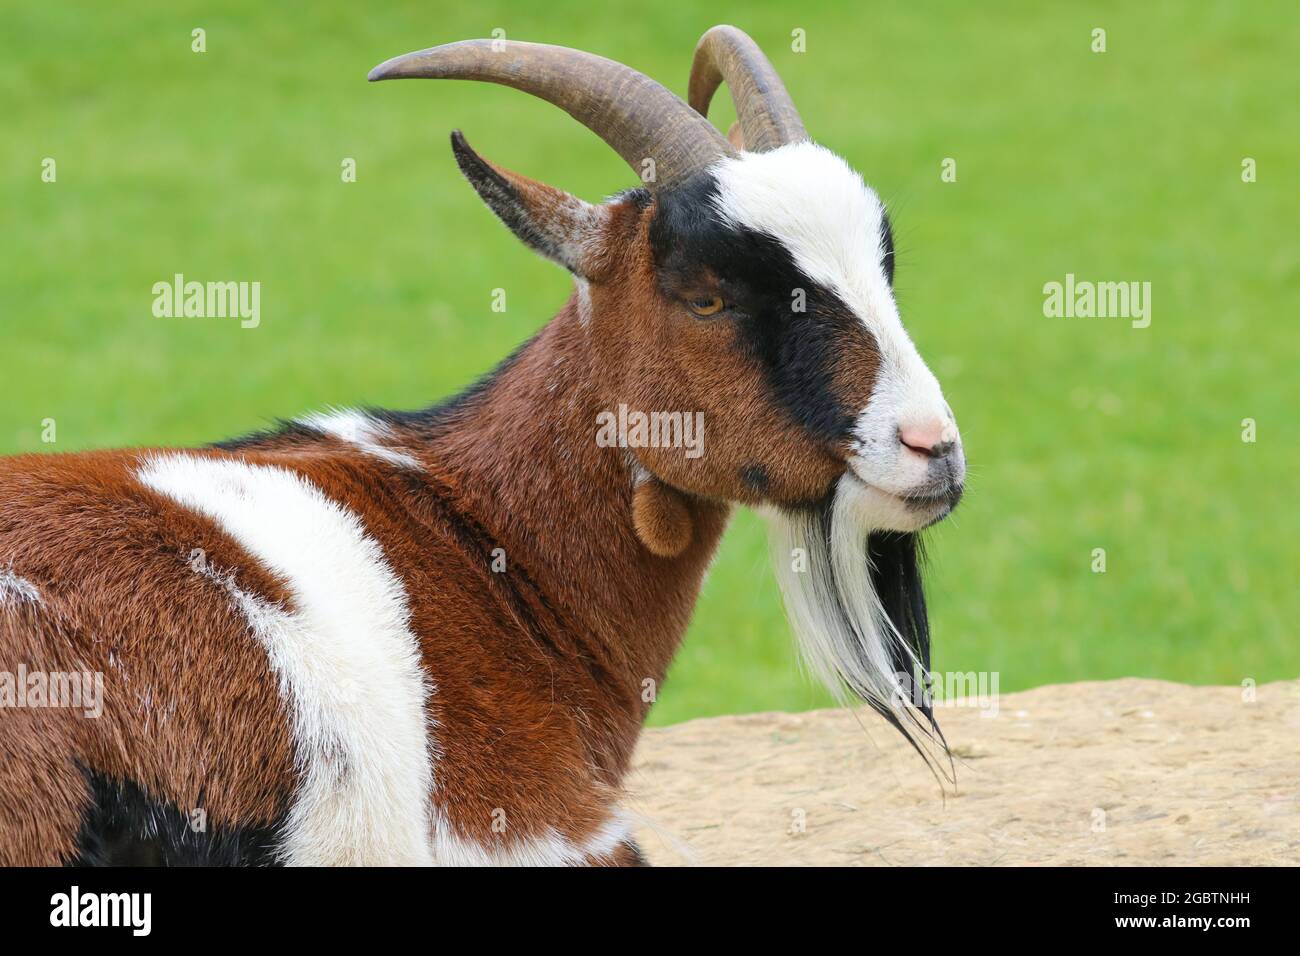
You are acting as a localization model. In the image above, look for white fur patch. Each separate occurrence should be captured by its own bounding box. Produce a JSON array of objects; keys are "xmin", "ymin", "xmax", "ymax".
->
[
  {"xmin": 0, "ymin": 569, "xmax": 40, "ymax": 606},
  {"xmin": 711, "ymin": 143, "xmax": 896, "ymax": 325},
  {"xmin": 298, "ymin": 409, "xmax": 421, "ymax": 470},
  {"xmin": 137, "ymin": 454, "xmax": 434, "ymax": 865},
  {"xmin": 711, "ymin": 143, "xmax": 961, "ymax": 522}
]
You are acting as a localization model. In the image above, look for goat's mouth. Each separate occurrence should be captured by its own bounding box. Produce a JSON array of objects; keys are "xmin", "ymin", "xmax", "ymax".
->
[
  {"xmin": 840, "ymin": 469, "xmax": 963, "ymax": 531},
  {"xmin": 892, "ymin": 485, "xmax": 963, "ymax": 530},
  {"xmin": 901, "ymin": 481, "xmax": 964, "ymax": 513}
]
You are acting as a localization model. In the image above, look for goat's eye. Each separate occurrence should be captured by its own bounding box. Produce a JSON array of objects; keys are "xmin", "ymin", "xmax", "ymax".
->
[{"xmin": 687, "ymin": 295, "xmax": 725, "ymax": 317}]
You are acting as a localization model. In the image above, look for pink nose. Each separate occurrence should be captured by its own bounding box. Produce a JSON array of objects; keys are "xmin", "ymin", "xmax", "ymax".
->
[{"xmin": 899, "ymin": 420, "xmax": 953, "ymax": 458}]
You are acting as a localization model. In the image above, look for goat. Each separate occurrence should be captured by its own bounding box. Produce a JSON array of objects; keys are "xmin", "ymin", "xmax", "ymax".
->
[{"xmin": 0, "ymin": 25, "xmax": 964, "ymax": 866}]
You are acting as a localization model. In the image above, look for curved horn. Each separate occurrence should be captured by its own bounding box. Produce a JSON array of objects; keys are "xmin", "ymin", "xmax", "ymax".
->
[
  {"xmin": 688, "ymin": 25, "xmax": 806, "ymax": 152},
  {"xmin": 369, "ymin": 39, "xmax": 733, "ymax": 191}
]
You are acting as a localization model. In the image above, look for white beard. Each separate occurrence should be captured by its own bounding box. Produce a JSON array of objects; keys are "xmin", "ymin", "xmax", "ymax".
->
[{"xmin": 767, "ymin": 473, "xmax": 945, "ymax": 762}]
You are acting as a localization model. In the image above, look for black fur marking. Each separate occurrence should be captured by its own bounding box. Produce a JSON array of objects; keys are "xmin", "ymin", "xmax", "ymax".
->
[
  {"xmin": 212, "ymin": 420, "xmax": 323, "ymax": 452},
  {"xmin": 866, "ymin": 530, "xmax": 932, "ymax": 715},
  {"xmin": 71, "ymin": 771, "xmax": 283, "ymax": 866},
  {"xmin": 864, "ymin": 528, "xmax": 950, "ymax": 768},
  {"xmin": 879, "ymin": 209, "xmax": 896, "ymax": 286},
  {"xmin": 740, "ymin": 463, "xmax": 770, "ymax": 492},
  {"xmin": 650, "ymin": 173, "xmax": 866, "ymax": 445}
]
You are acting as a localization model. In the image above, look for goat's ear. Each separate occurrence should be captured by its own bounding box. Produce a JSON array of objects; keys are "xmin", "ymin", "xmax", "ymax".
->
[{"xmin": 451, "ymin": 130, "xmax": 604, "ymax": 277}]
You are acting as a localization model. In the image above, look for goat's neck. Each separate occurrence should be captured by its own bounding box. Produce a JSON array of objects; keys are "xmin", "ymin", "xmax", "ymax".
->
[{"xmin": 419, "ymin": 296, "xmax": 730, "ymax": 714}]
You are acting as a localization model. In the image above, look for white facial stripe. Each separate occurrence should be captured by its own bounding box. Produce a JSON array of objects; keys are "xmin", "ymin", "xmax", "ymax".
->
[
  {"xmin": 298, "ymin": 409, "xmax": 421, "ymax": 469},
  {"xmin": 137, "ymin": 454, "xmax": 434, "ymax": 866},
  {"xmin": 710, "ymin": 143, "xmax": 960, "ymax": 513},
  {"xmin": 710, "ymin": 142, "xmax": 938, "ymax": 373},
  {"xmin": 711, "ymin": 143, "xmax": 898, "ymax": 338},
  {"xmin": 0, "ymin": 569, "xmax": 40, "ymax": 606}
]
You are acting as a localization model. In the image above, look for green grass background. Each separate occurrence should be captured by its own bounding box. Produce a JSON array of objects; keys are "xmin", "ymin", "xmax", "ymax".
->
[{"xmin": 2, "ymin": 2, "xmax": 1296, "ymax": 725}]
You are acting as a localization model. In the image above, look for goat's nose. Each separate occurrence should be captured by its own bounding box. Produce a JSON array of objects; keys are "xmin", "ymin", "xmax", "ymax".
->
[{"xmin": 899, "ymin": 420, "xmax": 957, "ymax": 459}]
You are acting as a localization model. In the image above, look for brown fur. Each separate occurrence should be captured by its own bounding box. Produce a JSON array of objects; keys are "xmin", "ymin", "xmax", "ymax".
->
[{"xmin": 0, "ymin": 452, "xmax": 296, "ymax": 864}]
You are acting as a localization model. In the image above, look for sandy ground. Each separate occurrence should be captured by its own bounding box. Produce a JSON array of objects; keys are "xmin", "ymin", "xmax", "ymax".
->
[{"xmin": 627, "ymin": 679, "xmax": 1300, "ymax": 866}]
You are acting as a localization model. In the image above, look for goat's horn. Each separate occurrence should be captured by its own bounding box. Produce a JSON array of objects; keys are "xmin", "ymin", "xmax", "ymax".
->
[
  {"xmin": 688, "ymin": 25, "xmax": 806, "ymax": 152},
  {"xmin": 369, "ymin": 39, "xmax": 733, "ymax": 191}
]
